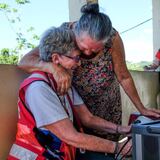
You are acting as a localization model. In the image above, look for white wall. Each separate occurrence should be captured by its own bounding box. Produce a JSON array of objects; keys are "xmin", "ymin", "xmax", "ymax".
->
[
  {"xmin": 152, "ymin": 0, "xmax": 160, "ymax": 57},
  {"xmin": 68, "ymin": 0, "xmax": 98, "ymax": 21},
  {"xmin": 68, "ymin": 0, "xmax": 86, "ymax": 21}
]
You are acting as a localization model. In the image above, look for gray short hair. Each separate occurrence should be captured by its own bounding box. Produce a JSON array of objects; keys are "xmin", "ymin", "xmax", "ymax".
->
[
  {"xmin": 74, "ymin": 3, "xmax": 112, "ymax": 43},
  {"xmin": 39, "ymin": 27, "xmax": 77, "ymax": 62}
]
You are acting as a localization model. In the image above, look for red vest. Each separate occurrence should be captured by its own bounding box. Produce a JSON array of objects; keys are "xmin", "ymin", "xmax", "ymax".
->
[
  {"xmin": 8, "ymin": 71, "xmax": 82, "ymax": 160},
  {"xmin": 156, "ymin": 50, "xmax": 160, "ymax": 60}
]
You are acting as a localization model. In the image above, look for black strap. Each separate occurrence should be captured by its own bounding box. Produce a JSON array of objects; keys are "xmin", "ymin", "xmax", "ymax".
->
[
  {"xmin": 115, "ymin": 137, "xmax": 132, "ymax": 160},
  {"xmin": 46, "ymin": 73, "xmax": 83, "ymax": 132}
]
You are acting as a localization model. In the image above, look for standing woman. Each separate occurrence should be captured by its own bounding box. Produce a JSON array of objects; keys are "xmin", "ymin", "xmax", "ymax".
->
[{"xmin": 71, "ymin": 3, "xmax": 122, "ymax": 142}]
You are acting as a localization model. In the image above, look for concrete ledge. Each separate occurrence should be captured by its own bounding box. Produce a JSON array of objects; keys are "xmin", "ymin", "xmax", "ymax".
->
[
  {"xmin": 121, "ymin": 70, "xmax": 160, "ymax": 125},
  {"xmin": 0, "ymin": 64, "xmax": 28, "ymax": 159}
]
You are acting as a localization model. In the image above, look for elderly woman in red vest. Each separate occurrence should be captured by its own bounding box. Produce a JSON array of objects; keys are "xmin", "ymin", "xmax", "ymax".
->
[{"xmin": 8, "ymin": 26, "xmax": 131, "ymax": 160}]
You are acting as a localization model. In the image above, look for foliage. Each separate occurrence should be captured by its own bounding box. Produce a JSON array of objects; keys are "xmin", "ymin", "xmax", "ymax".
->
[
  {"xmin": 0, "ymin": 48, "xmax": 18, "ymax": 64},
  {"xmin": 0, "ymin": 0, "xmax": 39, "ymax": 64},
  {"xmin": 126, "ymin": 61, "xmax": 151, "ymax": 71},
  {"xmin": 15, "ymin": 0, "xmax": 30, "ymax": 5}
]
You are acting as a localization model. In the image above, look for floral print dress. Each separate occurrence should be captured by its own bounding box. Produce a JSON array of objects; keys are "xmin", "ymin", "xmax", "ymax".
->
[{"xmin": 61, "ymin": 22, "xmax": 122, "ymax": 141}]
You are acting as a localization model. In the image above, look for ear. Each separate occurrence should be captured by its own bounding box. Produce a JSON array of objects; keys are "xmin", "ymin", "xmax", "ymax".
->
[{"xmin": 51, "ymin": 53, "xmax": 60, "ymax": 64}]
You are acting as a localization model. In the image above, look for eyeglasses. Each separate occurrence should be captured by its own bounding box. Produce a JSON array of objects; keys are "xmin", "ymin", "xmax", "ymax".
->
[{"xmin": 64, "ymin": 55, "xmax": 81, "ymax": 63}]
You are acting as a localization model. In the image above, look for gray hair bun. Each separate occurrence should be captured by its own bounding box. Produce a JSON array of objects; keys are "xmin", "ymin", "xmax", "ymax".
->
[{"xmin": 81, "ymin": 3, "xmax": 99, "ymax": 14}]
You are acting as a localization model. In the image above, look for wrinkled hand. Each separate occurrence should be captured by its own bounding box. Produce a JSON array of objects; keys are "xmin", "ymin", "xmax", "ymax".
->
[
  {"xmin": 118, "ymin": 137, "xmax": 132, "ymax": 157},
  {"xmin": 46, "ymin": 62, "xmax": 72, "ymax": 95},
  {"xmin": 54, "ymin": 67, "xmax": 72, "ymax": 95},
  {"xmin": 118, "ymin": 125, "xmax": 131, "ymax": 134},
  {"xmin": 140, "ymin": 107, "xmax": 160, "ymax": 118}
]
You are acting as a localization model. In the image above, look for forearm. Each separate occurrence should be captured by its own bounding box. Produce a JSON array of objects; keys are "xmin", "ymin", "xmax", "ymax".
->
[
  {"xmin": 63, "ymin": 132, "xmax": 115, "ymax": 153},
  {"xmin": 120, "ymin": 75, "xmax": 145, "ymax": 112},
  {"xmin": 112, "ymin": 33, "xmax": 145, "ymax": 112},
  {"xmin": 117, "ymin": 70, "xmax": 160, "ymax": 118},
  {"xmin": 18, "ymin": 48, "xmax": 66, "ymax": 76},
  {"xmin": 19, "ymin": 58, "xmax": 52, "ymax": 73},
  {"xmin": 46, "ymin": 119, "xmax": 116, "ymax": 153},
  {"xmin": 19, "ymin": 47, "xmax": 72, "ymax": 94},
  {"xmin": 84, "ymin": 115, "xmax": 118, "ymax": 134},
  {"xmin": 18, "ymin": 47, "xmax": 52, "ymax": 73},
  {"xmin": 75, "ymin": 105, "xmax": 130, "ymax": 134}
]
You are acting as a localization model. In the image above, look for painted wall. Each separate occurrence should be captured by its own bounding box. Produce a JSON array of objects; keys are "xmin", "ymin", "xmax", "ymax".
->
[
  {"xmin": 152, "ymin": 0, "xmax": 160, "ymax": 56},
  {"xmin": 0, "ymin": 65, "xmax": 28, "ymax": 160}
]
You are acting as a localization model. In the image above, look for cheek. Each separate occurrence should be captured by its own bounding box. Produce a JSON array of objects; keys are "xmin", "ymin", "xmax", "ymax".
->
[
  {"xmin": 65, "ymin": 61, "xmax": 75, "ymax": 69},
  {"xmin": 77, "ymin": 41, "xmax": 85, "ymax": 51}
]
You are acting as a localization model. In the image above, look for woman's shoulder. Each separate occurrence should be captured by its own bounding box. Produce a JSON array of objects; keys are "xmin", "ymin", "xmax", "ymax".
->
[
  {"xmin": 110, "ymin": 28, "xmax": 119, "ymax": 41},
  {"xmin": 104, "ymin": 28, "xmax": 117, "ymax": 49},
  {"xmin": 105, "ymin": 27, "xmax": 121, "ymax": 48}
]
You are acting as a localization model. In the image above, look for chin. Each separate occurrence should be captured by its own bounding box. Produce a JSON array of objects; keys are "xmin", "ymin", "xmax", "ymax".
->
[
  {"xmin": 81, "ymin": 52, "xmax": 97, "ymax": 59},
  {"xmin": 84, "ymin": 52, "xmax": 92, "ymax": 56}
]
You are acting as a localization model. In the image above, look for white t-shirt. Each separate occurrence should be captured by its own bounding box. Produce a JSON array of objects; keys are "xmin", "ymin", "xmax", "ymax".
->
[{"xmin": 25, "ymin": 73, "xmax": 83, "ymax": 128}]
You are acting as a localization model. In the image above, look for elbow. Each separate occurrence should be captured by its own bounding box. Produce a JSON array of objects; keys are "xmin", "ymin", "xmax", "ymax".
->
[
  {"xmin": 60, "ymin": 132, "xmax": 83, "ymax": 148},
  {"xmin": 17, "ymin": 61, "xmax": 27, "ymax": 71},
  {"xmin": 117, "ymin": 71, "xmax": 131, "ymax": 83},
  {"xmin": 18, "ymin": 60, "xmax": 24, "ymax": 69},
  {"xmin": 117, "ymin": 75, "xmax": 126, "ymax": 83},
  {"xmin": 17, "ymin": 58, "xmax": 27, "ymax": 69},
  {"xmin": 17, "ymin": 62, "xmax": 31, "ymax": 73},
  {"xmin": 80, "ymin": 113, "xmax": 94, "ymax": 128},
  {"xmin": 17, "ymin": 58, "xmax": 35, "ymax": 73}
]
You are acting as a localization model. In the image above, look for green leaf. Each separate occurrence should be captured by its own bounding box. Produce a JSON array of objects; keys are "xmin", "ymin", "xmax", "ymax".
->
[
  {"xmin": 0, "ymin": 48, "xmax": 10, "ymax": 56},
  {"xmin": 1, "ymin": 0, "xmax": 36, "ymax": 63},
  {"xmin": 0, "ymin": 3, "xmax": 9, "ymax": 10},
  {"xmin": 15, "ymin": 0, "xmax": 30, "ymax": 5},
  {"xmin": 12, "ymin": 8, "xmax": 18, "ymax": 12},
  {"xmin": 0, "ymin": 48, "xmax": 18, "ymax": 64},
  {"xmin": 32, "ymin": 34, "xmax": 39, "ymax": 40}
]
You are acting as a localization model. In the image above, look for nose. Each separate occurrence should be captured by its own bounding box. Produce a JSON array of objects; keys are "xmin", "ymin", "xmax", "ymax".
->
[{"xmin": 84, "ymin": 49, "xmax": 92, "ymax": 55}]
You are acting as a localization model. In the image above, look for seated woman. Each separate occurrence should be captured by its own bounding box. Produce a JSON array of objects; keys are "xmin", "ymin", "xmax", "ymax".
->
[{"xmin": 8, "ymin": 27, "xmax": 131, "ymax": 160}]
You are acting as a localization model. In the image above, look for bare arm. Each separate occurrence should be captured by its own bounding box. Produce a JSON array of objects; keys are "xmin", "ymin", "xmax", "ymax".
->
[
  {"xmin": 18, "ymin": 47, "xmax": 72, "ymax": 94},
  {"xmin": 45, "ymin": 118, "xmax": 131, "ymax": 156},
  {"xmin": 18, "ymin": 47, "xmax": 41, "ymax": 72},
  {"xmin": 111, "ymin": 33, "xmax": 160, "ymax": 117},
  {"xmin": 74, "ymin": 104, "xmax": 131, "ymax": 134}
]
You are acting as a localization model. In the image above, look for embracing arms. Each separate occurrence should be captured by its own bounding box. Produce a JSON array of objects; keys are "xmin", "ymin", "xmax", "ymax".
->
[
  {"xmin": 18, "ymin": 47, "xmax": 41, "ymax": 72},
  {"xmin": 19, "ymin": 47, "xmax": 71, "ymax": 94}
]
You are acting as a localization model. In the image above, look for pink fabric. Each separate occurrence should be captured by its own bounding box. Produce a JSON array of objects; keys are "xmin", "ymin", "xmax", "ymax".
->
[{"xmin": 156, "ymin": 50, "xmax": 160, "ymax": 60}]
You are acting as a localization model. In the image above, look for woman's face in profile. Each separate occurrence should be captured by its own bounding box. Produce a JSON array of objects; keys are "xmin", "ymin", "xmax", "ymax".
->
[
  {"xmin": 76, "ymin": 34, "xmax": 104, "ymax": 56},
  {"xmin": 58, "ymin": 49, "xmax": 81, "ymax": 70}
]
